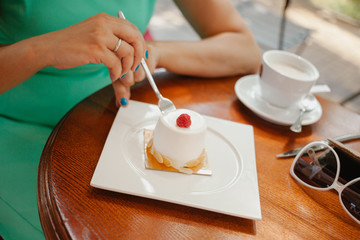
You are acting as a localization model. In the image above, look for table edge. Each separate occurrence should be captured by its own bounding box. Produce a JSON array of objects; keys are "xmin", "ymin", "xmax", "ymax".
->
[{"xmin": 37, "ymin": 109, "xmax": 73, "ymax": 240}]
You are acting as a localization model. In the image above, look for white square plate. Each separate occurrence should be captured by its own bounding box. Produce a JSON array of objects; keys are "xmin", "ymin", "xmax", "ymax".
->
[{"xmin": 90, "ymin": 100, "xmax": 261, "ymax": 220}]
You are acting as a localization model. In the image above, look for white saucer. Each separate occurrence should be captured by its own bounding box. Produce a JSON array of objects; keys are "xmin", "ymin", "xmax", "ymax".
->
[{"xmin": 234, "ymin": 75, "xmax": 322, "ymax": 126}]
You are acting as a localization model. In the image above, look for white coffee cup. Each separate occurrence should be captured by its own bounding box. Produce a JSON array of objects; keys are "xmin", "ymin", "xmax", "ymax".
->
[{"xmin": 259, "ymin": 50, "xmax": 319, "ymax": 108}]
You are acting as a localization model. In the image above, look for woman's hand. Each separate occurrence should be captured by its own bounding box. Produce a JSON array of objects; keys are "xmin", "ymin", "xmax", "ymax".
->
[
  {"xmin": 44, "ymin": 12, "xmax": 146, "ymax": 81},
  {"xmin": 112, "ymin": 43, "xmax": 160, "ymax": 107},
  {"xmin": 0, "ymin": 13, "xmax": 148, "ymax": 93},
  {"xmin": 45, "ymin": 12, "xmax": 154, "ymax": 108}
]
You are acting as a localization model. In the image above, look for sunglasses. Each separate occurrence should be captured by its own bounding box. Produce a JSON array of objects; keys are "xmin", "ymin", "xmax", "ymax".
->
[{"xmin": 290, "ymin": 141, "xmax": 360, "ymax": 224}]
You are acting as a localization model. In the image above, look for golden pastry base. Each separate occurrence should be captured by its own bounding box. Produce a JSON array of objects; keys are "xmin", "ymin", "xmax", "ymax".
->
[{"xmin": 144, "ymin": 129, "xmax": 212, "ymax": 175}]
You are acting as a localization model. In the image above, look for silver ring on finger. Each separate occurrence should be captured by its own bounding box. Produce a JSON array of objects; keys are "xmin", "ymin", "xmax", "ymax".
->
[{"xmin": 113, "ymin": 38, "xmax": 122, "ymax": 52}]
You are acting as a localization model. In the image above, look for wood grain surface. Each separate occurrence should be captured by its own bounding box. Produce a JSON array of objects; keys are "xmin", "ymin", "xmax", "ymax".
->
[{"xmin": 38, "ymin": 71, "xmax": 360, "ymax": 239}]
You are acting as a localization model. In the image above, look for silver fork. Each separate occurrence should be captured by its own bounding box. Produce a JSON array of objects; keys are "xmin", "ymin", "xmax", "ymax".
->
[
  {"xmin": 140, "ymin": 59, "xmax": 176, "ymax": 114},
  {"xmin": 118, "ymin": 11, "xmax": 176, "ymax": 115}
]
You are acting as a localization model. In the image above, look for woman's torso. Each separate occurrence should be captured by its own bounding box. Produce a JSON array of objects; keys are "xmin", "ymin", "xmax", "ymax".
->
[{"xmin": 0, "ymin": 0, "xmax": 156, "ymax": 126}]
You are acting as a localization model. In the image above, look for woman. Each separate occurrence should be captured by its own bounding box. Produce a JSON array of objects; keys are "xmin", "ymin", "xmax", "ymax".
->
[{"xmin": 0, "ymin": 0, "xmax": 261, "ymax": 239}]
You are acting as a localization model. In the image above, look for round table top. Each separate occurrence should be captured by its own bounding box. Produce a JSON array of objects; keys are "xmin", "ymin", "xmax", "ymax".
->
[{"xmin": 38, "ymin": 71, "xmax": 360, "ymax": 239}]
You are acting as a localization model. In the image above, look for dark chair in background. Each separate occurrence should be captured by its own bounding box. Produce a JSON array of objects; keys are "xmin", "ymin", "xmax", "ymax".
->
[
  {"xmin": 278, "ymin": 0, "xmax": 291, "ymax": 50},
  {"xmin": 234, "ymin": 0, "xmax": 311, "ymax": 53}
]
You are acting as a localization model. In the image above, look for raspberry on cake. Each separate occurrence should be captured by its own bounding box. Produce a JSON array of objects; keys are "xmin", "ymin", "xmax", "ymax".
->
[{"xmin": 176, "ymin": 114, "xmax": 191, "ymax": 128}]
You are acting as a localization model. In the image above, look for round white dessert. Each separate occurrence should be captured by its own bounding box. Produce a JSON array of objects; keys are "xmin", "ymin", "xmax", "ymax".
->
[{"xmin": 152, "ymin": 109, "xmax": 207, "ymax": 168}]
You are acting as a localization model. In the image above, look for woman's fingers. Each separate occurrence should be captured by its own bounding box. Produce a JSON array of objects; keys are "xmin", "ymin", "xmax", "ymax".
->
[
  {"xmin": 132, "ymin": 63, "xmax": 146, "ymax": 83},
  {"xmin": 100, "ymin": 13, "xmax": 146, "ymax": 80},
  {"xmin": 111, "ymin": 43, "xmax": 160, "ymax": 107},
  {"xmin": 132, "ymin": 44, "xmax": 157, "ymax": 83},
  {"xmin": 119, "ymin": 71, "xmax": 136, "ymax": 87},
  {"xmin": 110, "ymin": 17, "xmax": 146, "ymax": 71},
  {"xmin": 112, "ymin": 76, "xmax": 131, "ymax": 107},
  {"xmin": 111, "ymin": 69, "xmax": 144, "ymax": 108},
  {"xmin": 113, "ymin": 40, "xmax": 134, "ymax": 77},
  {"xmin": 104, "ymin": 49, "xmax": 123, "ymax": 82},
  {"xmin": 107, "ymin": 38, "xmax": 138, "ymax": 83},
  {"xmin": 47, "ymin": 13, "xmax": 146, "ymax": 75}
]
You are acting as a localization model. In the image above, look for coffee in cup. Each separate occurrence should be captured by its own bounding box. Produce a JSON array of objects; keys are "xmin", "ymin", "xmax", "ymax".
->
[{"xmin": 259, "ymin": 50, "xmax": 319, "ymax": 108}]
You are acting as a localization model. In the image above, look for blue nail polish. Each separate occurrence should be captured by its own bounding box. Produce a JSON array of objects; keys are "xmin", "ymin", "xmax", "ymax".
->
[
  {"xmin": 121, "ymin": 97, "xmax": 128, "ymax": 106},
  {"xmin": 145, "ymin": 50, "xmax": 149, "ymax": 59},
  {"xmin": 135, "ymin": 64, "xmax": 140, "ymax": 71},
  {"xmin": 121, "ymin": 74, "xmax": 126, "ymax": 79}
]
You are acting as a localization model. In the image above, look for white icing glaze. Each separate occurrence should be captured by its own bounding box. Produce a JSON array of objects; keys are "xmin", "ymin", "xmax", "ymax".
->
[{"xmin": 152, "ymin": 109, "xmax": 207, "ymax": 167}]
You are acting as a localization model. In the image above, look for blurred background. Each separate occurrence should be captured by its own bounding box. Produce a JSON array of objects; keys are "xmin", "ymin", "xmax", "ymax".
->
[{"xmin": 148, "ymin": 0, "xmax": 360, "ymax": 114}]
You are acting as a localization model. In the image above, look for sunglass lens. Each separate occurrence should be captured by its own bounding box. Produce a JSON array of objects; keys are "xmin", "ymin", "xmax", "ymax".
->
[
  {"xmin": 341, "ymin": 179, "xmax": 360, "ymax": 221},
  {"xmin": 294, "ymin": 144, "xmax": 337, "ymax": 188}
]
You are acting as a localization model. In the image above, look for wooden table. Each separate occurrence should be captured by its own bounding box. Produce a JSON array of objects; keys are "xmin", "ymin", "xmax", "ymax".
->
[{"xmin": 38, "ymin": 71, "xmax": 360, "ymax": 239}]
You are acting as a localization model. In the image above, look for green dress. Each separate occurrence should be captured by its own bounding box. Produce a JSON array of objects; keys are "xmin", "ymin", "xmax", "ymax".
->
[{"xmin": 0, "ymin": 0, "xmax": 156, "ymax": 239}]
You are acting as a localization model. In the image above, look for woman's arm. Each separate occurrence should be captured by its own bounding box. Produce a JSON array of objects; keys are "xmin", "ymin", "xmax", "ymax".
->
[
  {"xmin": 0, "ymin": 41, "xmax": 47, "ymax": 93},
  {"xmin": 150, "ymin": 0, "xmax": 261, "ymax": 77},
  {"xmin": 0, "ymin": 13, "xmax": 146, "ymax": 94}
]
